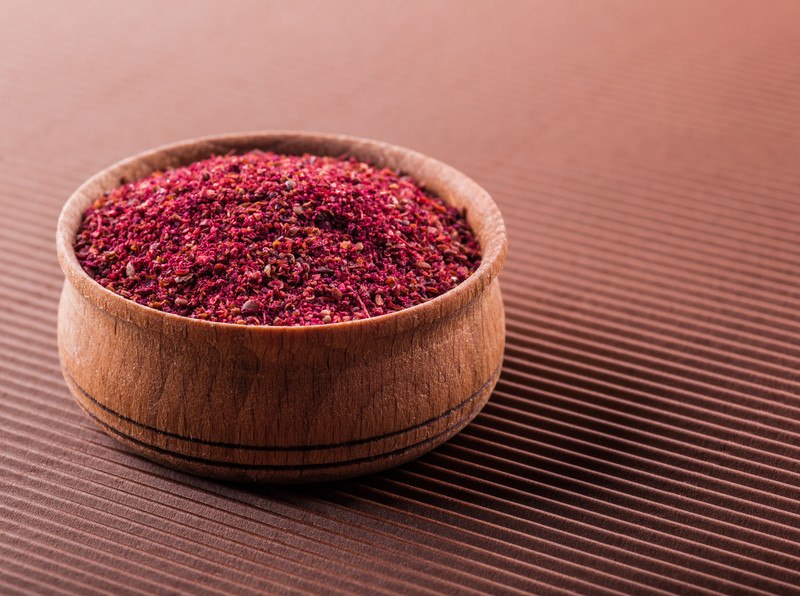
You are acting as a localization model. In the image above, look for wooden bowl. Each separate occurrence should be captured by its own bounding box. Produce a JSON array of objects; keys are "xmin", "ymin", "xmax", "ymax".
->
[{"xmin": 56, "ymin": 132, "xmax": 507, "ymax": 483}]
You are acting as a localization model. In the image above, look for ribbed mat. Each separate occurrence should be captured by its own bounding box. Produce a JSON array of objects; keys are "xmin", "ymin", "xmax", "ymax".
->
[{"xmin": 2, "ymin": 1, "xmax": 800, "ymax": 594}]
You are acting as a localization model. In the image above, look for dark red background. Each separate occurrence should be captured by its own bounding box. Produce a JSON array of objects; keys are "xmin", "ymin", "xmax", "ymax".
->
[{"xmin": 2, "ymin": 1, "xmax": 799, "ymax": 593}]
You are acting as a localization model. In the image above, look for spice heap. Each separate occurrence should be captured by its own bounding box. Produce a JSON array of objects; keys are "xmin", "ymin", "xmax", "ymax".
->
[{"xmin": 75, "ymin": 151, "xmax": 481, "ymax": 325}]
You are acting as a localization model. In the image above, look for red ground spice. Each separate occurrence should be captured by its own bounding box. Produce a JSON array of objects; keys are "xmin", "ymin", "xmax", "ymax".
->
[{"xmin": 75, "ymin": 151, "xmax": 481, "ymax": 326}]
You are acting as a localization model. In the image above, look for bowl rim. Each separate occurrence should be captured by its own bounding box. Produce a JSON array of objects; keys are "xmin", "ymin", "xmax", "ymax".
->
[{"xmin": 56, "ymin": 131, "xmax": 507, "ymax": 336}]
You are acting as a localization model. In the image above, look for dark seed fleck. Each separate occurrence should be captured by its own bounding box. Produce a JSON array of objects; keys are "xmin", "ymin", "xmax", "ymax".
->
[{"xmin": 241, "ymin": 300, "xmax": 261, "ymax": 314}]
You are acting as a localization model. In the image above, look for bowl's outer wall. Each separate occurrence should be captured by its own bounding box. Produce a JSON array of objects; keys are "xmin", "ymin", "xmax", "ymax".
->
[
  {"xmin": 56, "ymin": 132, "xmax": 507, "ymax": 483},
  {"xmin": 58, "ymin": 278, "xmax": 505, "ymax": 482}
]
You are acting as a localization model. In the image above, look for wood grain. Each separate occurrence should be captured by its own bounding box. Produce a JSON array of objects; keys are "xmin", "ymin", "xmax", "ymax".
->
[{"xmin": 55, "ymin": 133, "xmax": 507, "ymax": 482}]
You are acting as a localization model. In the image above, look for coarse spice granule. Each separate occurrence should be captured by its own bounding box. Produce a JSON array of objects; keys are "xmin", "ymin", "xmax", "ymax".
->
[{"xmin": 75, "ymin": 151, "xmax": 481, "ymax": 325}]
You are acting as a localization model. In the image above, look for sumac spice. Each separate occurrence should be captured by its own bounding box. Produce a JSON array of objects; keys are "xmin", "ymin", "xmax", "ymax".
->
[{"xmin": 75, "ymin": 151, "xmax": 481, "ymax": 325}]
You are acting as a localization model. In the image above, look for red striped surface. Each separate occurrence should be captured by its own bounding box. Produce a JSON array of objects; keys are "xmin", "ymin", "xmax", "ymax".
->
[{"xmin": 2, "ymin": 1, "xmax": 800, "ymax": 593}]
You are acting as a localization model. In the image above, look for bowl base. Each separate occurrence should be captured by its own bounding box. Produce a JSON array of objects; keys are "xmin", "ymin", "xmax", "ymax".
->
[{"xmin": 65, "ymin": 367, "xmax": 499, "ymax": 484}]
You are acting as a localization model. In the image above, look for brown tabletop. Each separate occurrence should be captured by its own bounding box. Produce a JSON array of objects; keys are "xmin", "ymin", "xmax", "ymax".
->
[{"xmin": 2, "ymin": 1, "xmax": 800, "ymax": 594}]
